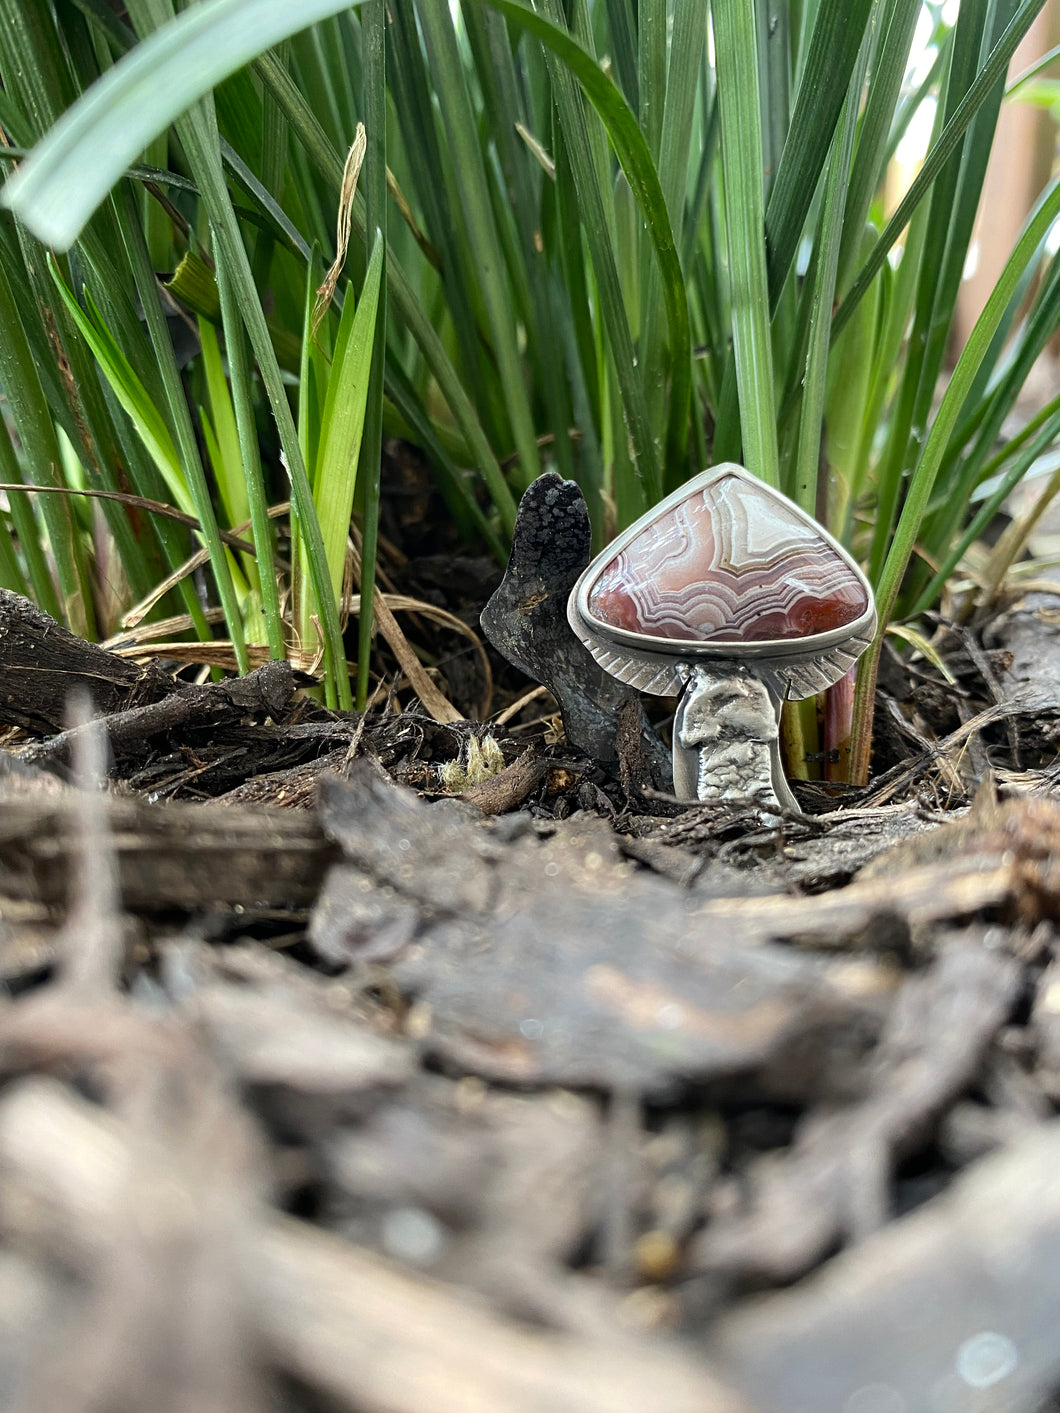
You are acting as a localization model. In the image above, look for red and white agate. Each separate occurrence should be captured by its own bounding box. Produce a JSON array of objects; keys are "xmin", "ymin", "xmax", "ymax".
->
[{"xmin": 586, "ymin": 472, "xmax": 867, "ymax": 644}]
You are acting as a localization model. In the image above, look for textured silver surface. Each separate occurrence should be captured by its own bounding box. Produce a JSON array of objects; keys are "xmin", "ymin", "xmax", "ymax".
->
[
  {"xmin": 673, "ymin": 664, "xmax": 796, "ymax": 817},
  {"xmin": 572, "ymin": 625, "xmax": 689, "ymax": 698},
  {"xmin": 566, "ymin": 465, "xmax": 877, "ymax": 814}
]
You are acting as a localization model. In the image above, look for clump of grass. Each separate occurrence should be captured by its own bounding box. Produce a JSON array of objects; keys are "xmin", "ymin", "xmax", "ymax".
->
[
  {"xmin": 1, "ymin": 0, "xmax": 1058, "ymax": 777},
  {"xmin": 437, "ymin": 734, "xmax": 506, "ymax": 791}
]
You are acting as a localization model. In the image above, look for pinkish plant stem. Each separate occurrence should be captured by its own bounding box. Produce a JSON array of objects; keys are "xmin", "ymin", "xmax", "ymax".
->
[{"xmin": 824, "ymin": 667, "xmax": 856, "ymax": 783}]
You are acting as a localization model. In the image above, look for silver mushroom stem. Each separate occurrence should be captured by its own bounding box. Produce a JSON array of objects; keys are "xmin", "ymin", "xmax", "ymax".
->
[{"xmin": 672, "ymin": 662, "xmax": 797, "ymax": 819}]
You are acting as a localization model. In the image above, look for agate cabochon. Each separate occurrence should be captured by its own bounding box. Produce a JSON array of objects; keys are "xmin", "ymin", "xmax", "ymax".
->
[{"xmin": 586, "ymin": 472, "xmax": 868, "ymax": 645}]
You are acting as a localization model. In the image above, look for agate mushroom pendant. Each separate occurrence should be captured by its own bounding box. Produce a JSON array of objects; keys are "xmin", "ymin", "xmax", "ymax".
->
[{"xmin": 567, "ymin": 464, "xmax": 876, "ymax": 817}]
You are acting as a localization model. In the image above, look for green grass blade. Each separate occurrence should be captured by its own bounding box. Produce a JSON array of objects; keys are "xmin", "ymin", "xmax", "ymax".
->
[
  {"xmin": 69, "ymin": 0, "xmax": 135, "ymax": 50},
  {"xmin": 0, "ymin": 0, "xmax": 372, "ymax": 250},
  {"xmin": 199, "ymin": 318, "xmax": 248, "ymax": 531},
  {"xmin": 837, "ymin": 0, "xmax": 921, "ymax": 291},
  {"xmin": 219, "ymin": 139, "xmax": 312, "ymax": 262},
  {"xmin": 49, "ymin": 262, "xmax": 193, "ymax": 515},
  {"xmin": 251, "ymin": 35, "xmax": 287, "ymax": 288},
  {"xmin": 292, "ymin": 248, "xmax": 326, "ymax": 653},
  {"xmin": 289, "ymin": 27, "xmax": 345, "ymax": 155},
  {"xmin": 869, "ymin": 0, "xmax": 1010, "ymax": 587},
  {"xmin": 0, "ymin": 15, "xmax": 161, "ymax": 609},
  {"xmin": 554, "ymin": 125, "xmax": 601, "ymax": 446},
  {"xmin": 0, "ymin": 414, "xmax": 60, "ymax": 617},
  {"xmin": 537, "ymin": 0, "xmax": 658, "ymax": 504},
  {"xmin": 463, "ymin": 5, "xmax": 578, "ymax": 483},
  {"xmin": 386, "ymin": 4, "xmax": 506, "ymax": 449},
  {"xmin": 824, "ymin": 224, "xmax": 882, "ymax": 538},
  {"xmin": 415, "ymin": 0, "xmax": 540, "ymax": 487},
  {"xmin": 28, "ymin": 283, "xmax": 160, "ymax": 606},
  {"xmin": 481, "ymin": 0, "xmax": 691, "ymax": 490},
  {"xmin": 297, "ymin": 247, "xmax": 328, "ymax": 493},
  {"xmin": 834, "ymin": 0, "xmax": 1049, "ymax": 340},
  {"xmin": 640, "ymin": 0, "xmax": 706, "ymax": 462},
  {"xmin": 764, "ymin": 0, "xmax": 873, "ymax": 307},
  {"xmin": 316, "ymin": 236, "xmax": 384, "ymax": 608},
  {"xmin": 850, "ymin": 171, "xmax": 1060, "ymax": 781},
  {"xmin": 163, "ymin": 78, "xmax": 347, "ymax": 700},
  {"xmin": 885, "ymin": 26, "xmax": 949, "ymax": 169},
  {"xmin": 682, "ymin": 52, "xmax": 717, "ymax": 270},
  {"xmin": 0, "ymin": 254, "xmax": 94, "ymax": 633},
  {"xmin": 252, "ymin": 47, "xmax": 518, "ymax": 536},
  {"xmin": 51, "ymin": 253, "xmax": 233, "ymax": 648},
  {"xmin": 911, "ymin": 403, "xmax": 1060, "ymax": 617},
  {"xmin": 214, "ymin": 244, "xmax": 286, "ymax": 658},
  {"xmin": 0, "ymin": 0, "xmax": 96, "ymax": 632},
  {"xmin": 791, "ymin": 77, "xmax": 859, "ymax": 516},
  {"xmin": 756, "ymin": 0, "xmax": 791, "ymax": 203},
  {"xmin": 921, "ymin": 232, "xmax": 1060, "ymax": 565},
  {"xmin": 603, "ymin": 0, "xmax": 639, "ymax": 110},
  {"xmin": 638, "ymin": 0, "xmax": 666, "ymax": 160},
  {"xmin": 712, "ymin": 0, "xmax": 778, "ymax": 488},
  {"xmin": 356, "ymin": 0, "xmax": 386, "ymax": 712},
  {"xmin": 865, "ymin": 5, "xmax": 984, "ymax": 581},
  {"xmin": 885, "ymin": 184, "xmax": 1059, "ymax": 593},
  {"xmin": 110, "ymin": 174, "xmax": 250, "ymax": 672},
  {"xmin": 0, "ymin": 504, "xmax": 29, "ymax": 597},
  {"xmin": 0, "ymin": 0, "xmax": 79, "ymax": 138}
]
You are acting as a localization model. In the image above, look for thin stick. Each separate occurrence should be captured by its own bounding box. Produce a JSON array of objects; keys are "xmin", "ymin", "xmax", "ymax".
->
[
  {"xmin": 493, "ymin": 685, "xmax": 551, "ymax": 726},
  {"xmin": 62, "ymin": 695, "xmax": 123, "ymax": 996},
  {"xmin": 366, "ymin": 592, "xmax": 462, "ymax": 725},
  {"xmin": 0, "ymin": 482, "xmax": 257, "ymax": 554}
]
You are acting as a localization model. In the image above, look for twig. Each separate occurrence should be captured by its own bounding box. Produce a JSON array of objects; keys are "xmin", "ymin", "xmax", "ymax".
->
[
  {"xmin": 959, "ymin": 626, "xmax": 1022, "ymax": 770},
  {"xmin": 61, "ymin": 696, "xmax": 124, "ymax": 996},
  {"xmin": 0, "ymin": 1080, "xmax": 743, "ymax": 1413},
  {"xmin": 345, "ymin": 591, "xmax": 491, "ymax": 720},
  {"xmin": 363, "ymin": 593, "xmax": 463, "ymax": 725},
  {"xmin": 493, "ymin": 684, "xmax": 551, "ymax": 726},
  {"xmin": 0, "ymin": 483, "xmax": 256, "ymax": 555}
]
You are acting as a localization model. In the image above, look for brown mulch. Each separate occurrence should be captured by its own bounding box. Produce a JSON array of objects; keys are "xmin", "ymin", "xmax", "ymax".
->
[{"xmin": 3, "ymin": 568, "xmax": 1060, "ymax": 1413}]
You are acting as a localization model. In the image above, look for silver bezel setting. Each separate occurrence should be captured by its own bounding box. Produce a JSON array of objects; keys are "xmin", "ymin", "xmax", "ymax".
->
[{"xmin": 567, "ymin": 463, "xmax": 877, "ymax": 701}]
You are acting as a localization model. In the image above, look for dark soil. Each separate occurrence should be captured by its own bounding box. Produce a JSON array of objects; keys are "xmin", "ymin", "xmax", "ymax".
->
[{"xmin": 3, "ymin": 466, "xmax": 1060, "ymax": 1411}]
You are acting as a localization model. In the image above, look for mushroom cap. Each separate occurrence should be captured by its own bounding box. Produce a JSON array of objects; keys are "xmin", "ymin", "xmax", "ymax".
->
[{"xmin": 567, "ymin": 464, "xmax": 876, "ymax": 699}]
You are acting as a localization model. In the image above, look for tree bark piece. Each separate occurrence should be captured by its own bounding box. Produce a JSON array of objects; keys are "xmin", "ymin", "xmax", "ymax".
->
[
  {"xmin": 714, "ymin": 1118, "xmax": 1060, "ymax": 1413},
  {"xmin": 0, "ymin": 794, "xmax": 336, "ymax": 910},
  {"xmin": 22, "ymin": 659, "xmax": 297, "ymax": 767},
  {"xmin": 313, "ymin": 768, "xmax": 895, "ymax": 1097},
  {"xmin": 691, "ymin": 938, "xmax": 1020, "ymax": 1283},
  {"xmin": 458, "ymin": 746, "xmax": 547, "ymax": 814},
  {"xmin": 0, "ymin": 1078, "xmax": 747, "ymax": 1413},
  {"xmin": 0, "ymin": 589, "xmax": 147, "ymax": 734},
  {"xmin": 480, "ymin": 473, "xmax": 670, "ymax": 783}
]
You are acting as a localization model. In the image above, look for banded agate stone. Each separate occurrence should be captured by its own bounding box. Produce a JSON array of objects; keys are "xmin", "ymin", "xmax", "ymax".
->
[{"xmin": 587, "ymin": 472, "xmax": 867, "ymax": 643}]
